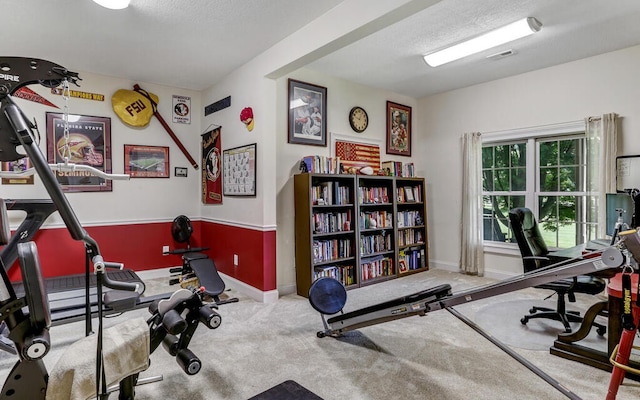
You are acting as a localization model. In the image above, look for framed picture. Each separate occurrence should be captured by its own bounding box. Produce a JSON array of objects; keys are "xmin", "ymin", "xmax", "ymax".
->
[
  {"xmin": 288, "ymin": 79, "xmax": 327, "ymax": 146},
  {"xmin": 46, "ymin": 112, "xmax": 113, "ymax": 192},
  {"xmin": 223, "ymin": 143, "xmax": 256, "ymax": 196},
  {"xmin": 124, "ymin": 145, "xmax": 170, "ymax": 178},
  {"xmin": 386, "ymin": 101, "xmax": 412, "ymax": 156},
  {"xmin": 1, "ymin": 158, "xmax": 34, "ymax": 185},
  {"xmin": 175, "ymin": 167, "xmax": 188, "ymax": 177},
  {"xmin": 330, "ymin": 132, "xmax": 382, "ymax": 174}
]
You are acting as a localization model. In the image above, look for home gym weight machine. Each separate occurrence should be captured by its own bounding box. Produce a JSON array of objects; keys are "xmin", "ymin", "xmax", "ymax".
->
[
  {"xmin": 0, "ymin": 57, "xmax": 222, "ymax": 399},
  {"xmin": 309, "ymin": 234, "xmax": 639, "ymax": 399}
]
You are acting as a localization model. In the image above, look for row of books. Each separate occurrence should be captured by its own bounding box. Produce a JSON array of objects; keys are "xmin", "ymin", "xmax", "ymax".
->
[
  {"xmin": 301, "ymin": 156, "xmax": 341, "ymax": 174},
  {"xmin": 313, "ymin": 264, "xmax": 356, "ymax": 286},
  {"xmin": 381, "ymin": 161, "xmax": 415, "ymax": 177},
  {"xmin": 398, "ymin": 247, "xmax": 426, "ymax": 273},
  {"xmin": 313, "ymin": 211, "xmax": 352, "ymax": 234},
  {"xmin": 397, "ymin": 210, "xmax": 423, "ymax": 228},
  {"xmin": 312, "ymin": 182, "xmax": 351, "ymax": 205},
  {"xmin": 359, "ymin": 234, "xmax": 393, "ymax": 255},
  {"xmin": 359, "ymin": 210, "xmax": 393, "ymax": 229},
  {"xmin": 358, "ymin": 186, "xmax": 390, "ymax": 204},
  {"xmin": 396, "ymin": 185, "xmax": 422, "ymax": 203},
  {"xmin": 360, "ymin": 256, "xmax": 394, "ymax": 281},
  {"xmin": 312, "ymin": 239, "xmax": 352, "ymax": 263},
  {"xmin": 398, "ymin": 228, "xmax": 424, "ymax": 247}
]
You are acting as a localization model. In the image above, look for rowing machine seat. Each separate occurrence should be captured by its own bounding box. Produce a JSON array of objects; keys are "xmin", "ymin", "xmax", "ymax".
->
[{"xmin": 308, "ymin": 278, "xmax": 347, "ymax": 315}]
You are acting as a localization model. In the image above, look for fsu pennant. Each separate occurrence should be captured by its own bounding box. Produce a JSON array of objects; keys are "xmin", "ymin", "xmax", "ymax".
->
[{"xmin": 14, "ymin": 87, "xmax": 59, "ymax": 108}]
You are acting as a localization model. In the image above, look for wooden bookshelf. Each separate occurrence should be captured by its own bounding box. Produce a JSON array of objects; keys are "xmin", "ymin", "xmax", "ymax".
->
[{"xmin": 294, "ymin": 173, "xmax": 429, "ymax": 297}]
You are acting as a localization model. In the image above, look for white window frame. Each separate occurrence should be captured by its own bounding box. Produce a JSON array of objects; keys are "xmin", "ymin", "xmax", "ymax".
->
[{"xmin": 482, "ymin": 120, "xmax": 584, "ymax": 254}]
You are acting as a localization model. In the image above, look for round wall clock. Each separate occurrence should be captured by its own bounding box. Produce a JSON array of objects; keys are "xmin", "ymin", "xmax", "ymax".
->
[{"xmin": 349, "ymin": 106, "xmax": 368, "ymax": 133}]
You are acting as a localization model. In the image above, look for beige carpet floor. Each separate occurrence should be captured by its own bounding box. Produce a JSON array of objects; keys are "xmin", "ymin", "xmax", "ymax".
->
[{"xmin": 0, "ymin": 269, "xmax": 638, "ymax": 399}]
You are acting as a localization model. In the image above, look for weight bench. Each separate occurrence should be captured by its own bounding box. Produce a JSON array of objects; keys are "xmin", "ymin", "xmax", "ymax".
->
[
  {"xmin": 308, "ymin": 277, "xmax": 452, "ymax": 337},
  {"xmin": 181, "ymin": 252, "xmax": 238, "ymax": 305}
]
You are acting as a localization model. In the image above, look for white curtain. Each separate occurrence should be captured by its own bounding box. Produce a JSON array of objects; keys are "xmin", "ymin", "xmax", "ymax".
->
[
  {"xmin": 585, "ymin": 113, "xmax": 618, "ymax": 239},
  {"xmin": 460, "ymin": 132, "xmax": 484, "ymax": 276}
]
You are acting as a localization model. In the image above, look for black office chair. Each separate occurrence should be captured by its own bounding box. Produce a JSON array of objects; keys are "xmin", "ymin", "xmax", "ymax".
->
[{"xmin": 508, "ymin": 207, "xmax": 607, "ymax": 334}]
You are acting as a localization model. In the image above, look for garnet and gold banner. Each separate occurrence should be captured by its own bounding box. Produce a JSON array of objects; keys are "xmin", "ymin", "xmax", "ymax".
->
[{"xmin": 202, "ymin": 127, "xmax": 222, "ymax": 204}]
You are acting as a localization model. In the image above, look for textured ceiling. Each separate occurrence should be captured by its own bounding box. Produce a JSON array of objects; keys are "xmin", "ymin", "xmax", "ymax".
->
[{"xmin": 5, "ymin": 0, "xmax": 640, "ymax": 98}]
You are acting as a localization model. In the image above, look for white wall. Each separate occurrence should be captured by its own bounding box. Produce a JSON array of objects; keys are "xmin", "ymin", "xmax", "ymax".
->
[
  {"xmin": 416, "ymin": 44, "xmax": 640, "ymax": 278},
  {"xmin": 4, "ymin": 71, "xmax": 202, "ymax": 228}
]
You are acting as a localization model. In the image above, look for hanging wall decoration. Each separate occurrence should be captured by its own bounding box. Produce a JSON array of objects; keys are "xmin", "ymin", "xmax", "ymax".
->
[
  {"xmin": 386, "ymin": 101, "xmax": 412, "ymax": 156},
  {"xmin": 288, "ymin": 79, "xmax": 327, "ymax": 146},
  {"xmin": 240, "ymin": 107, "xmax": 254, "ymax": 131},
  {"xmin": 46, "ymin": 112, "xmax": 113, "ymax": 192},
  {"xmin": 172, "ymin": 95, "xmax": 191, "ymax": 124},
  {"xmin": 202, "ymin": 127, "xmax": 222, "ymax": 204},
  {"xmin": 223, "ymin": 143, "xmax": 256, "ymax": 196}
]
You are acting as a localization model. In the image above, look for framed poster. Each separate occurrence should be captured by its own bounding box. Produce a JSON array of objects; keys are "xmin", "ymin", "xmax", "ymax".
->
[
  {"xmin": 386, "ymin": 101, "xmax": 412, "ymax": 156},
  {"xmin": 223, "ymin": 143, "xmax": 256, "ymax": 196},
  {"xmin": 124, "ymin": 145, "xmax": 170, "ymax": 178},
  {"xmin": 288, "ymin": 79, "xmax": 327, "ymax": 146},
  {"xmin": 46, "ymin": 113, "xmax": 112, "ymax": 192}
]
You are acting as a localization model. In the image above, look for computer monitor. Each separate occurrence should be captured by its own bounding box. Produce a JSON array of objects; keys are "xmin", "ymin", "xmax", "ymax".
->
[{"xmin": 605, "ymin": 192, "xmax": 635, "ymax": 237}]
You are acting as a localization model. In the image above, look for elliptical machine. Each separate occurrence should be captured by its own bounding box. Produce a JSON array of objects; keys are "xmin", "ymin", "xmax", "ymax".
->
[{"xmin": 166, "ymin": 215, "xmax": 238, "ymax": 305}]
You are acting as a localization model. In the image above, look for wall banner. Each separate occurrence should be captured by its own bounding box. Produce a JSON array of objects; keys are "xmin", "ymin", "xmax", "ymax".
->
[{"xmin": 202, "ymin": 127, "xmax": 222, "ymax": 204}]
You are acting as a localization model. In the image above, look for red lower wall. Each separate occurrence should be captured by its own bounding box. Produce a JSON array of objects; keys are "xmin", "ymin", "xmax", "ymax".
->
[{"xmin": 7, "ymin": 220, "xmax": 277, "ymax": 292}]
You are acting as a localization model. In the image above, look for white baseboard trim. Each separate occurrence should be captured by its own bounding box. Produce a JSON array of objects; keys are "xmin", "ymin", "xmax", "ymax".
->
[
  {"xmin": 221, "ymin": 273, "xmax": 279, "ymax": 303},
  {"xmin": 428, "ymin": 259, "xmax": 518, "ymax": 281},
  {"xmin": 483, "ymin": 269, "xmax": 517, "ymax": 281},
  {"xmin": 136, "ymin": 267, "xmax": 279, "ymax": 303},
  {"xmin": 277, "ymin": 283, "xmax": 297, "ymax": 297},
  {"xmin": 428, "ymin": 259, "xmax": 459, "ymax": 272}
]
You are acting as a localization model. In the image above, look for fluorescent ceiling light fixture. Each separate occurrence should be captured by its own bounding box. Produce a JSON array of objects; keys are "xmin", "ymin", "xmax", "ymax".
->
[
  {"xmin": 423, "ymin": 17, "xmax": 542, "ymax": 67},
  {"xmin": 92, "ymin": 0, "xmax": 130, "ymax": 10}
]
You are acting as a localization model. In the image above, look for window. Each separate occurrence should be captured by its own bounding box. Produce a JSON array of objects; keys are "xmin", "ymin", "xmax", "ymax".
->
[{"xmin": 482, "ymin": 125, "xmax": 596, "ymax": 248}]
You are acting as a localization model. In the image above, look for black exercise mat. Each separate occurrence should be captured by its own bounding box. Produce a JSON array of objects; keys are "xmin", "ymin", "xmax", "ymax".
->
[{"xmin": 248, "ymin": 380, "xmax": 323, "ymax": 400}]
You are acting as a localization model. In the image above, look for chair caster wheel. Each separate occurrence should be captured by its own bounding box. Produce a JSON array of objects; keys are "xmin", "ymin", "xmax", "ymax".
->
[
  {"xmin": 596, "ymin": 327, "xmax": 606, "ymax": 336},
  {"xmin": 520, "ymin": 317, "xmax": 528, "ymax": 325},
  {"xmin": 317, "ymin": 331, "xmax": 326, "ymax": 338}
]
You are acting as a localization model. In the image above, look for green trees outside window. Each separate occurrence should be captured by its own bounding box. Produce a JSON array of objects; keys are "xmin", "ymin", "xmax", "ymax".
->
[{"xmin": 482, "ymin": 135, "xmax": 595, "ymax": 248}]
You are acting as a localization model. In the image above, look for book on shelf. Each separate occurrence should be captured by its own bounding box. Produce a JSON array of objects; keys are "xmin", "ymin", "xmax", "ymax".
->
[
  {"xmin": 301, "ymin": 155, "xmax": 341, "ymax": 174},
  {"xmin": 380, "ymin": 161, "xmax": 416, "ymax": 177},
  {"xmin": 381, "ymin": 161, "xmax": 402, "ymax": 176},
  {"xmin": 403, "ymin": 163, "xmax": 415, "ymax": 177}
]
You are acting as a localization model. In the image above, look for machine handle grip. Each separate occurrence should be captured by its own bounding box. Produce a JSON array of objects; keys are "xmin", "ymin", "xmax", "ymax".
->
[
  {"xmin": 101, "ymin": 274, "xmax": 140, "ymax": 292},
  {"xmin": 104, "ymin": 261, "xmax": 124, "ymax": 270},
  {"xmin": 92, "ymin": 255, "xmax": 138, "ymax": 292}
]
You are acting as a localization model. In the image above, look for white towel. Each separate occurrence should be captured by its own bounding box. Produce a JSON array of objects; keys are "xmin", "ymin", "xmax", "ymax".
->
[{"xmin": 46, "ymin": 317, "xmax": 150, "ymax": 400}]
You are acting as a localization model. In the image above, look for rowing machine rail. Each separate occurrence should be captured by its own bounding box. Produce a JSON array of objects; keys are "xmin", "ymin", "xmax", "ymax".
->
[{"xmin": 313, "ymin": 246, "xmax": 626, "ymax": 338}]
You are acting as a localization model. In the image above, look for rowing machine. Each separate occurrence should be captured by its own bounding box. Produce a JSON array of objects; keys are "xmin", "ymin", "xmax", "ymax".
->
[{"xmin": 310, "ymin": 244, "xmax": 628, "ymax": 338}]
